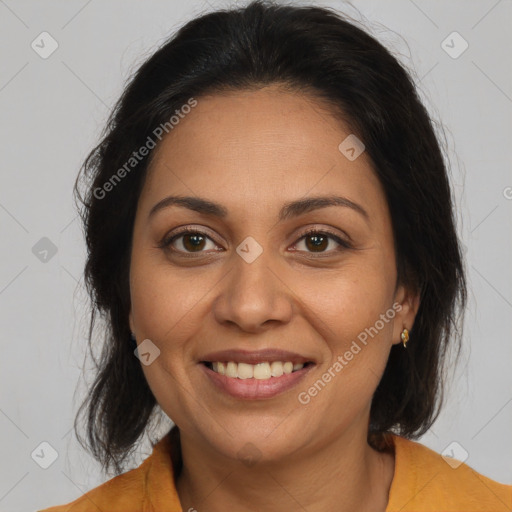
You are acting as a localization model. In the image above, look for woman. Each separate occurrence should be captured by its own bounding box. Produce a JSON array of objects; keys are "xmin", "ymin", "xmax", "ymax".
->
[{"xmin": 40, "ymin": 1, "xmax": 511, "ymax": 511}]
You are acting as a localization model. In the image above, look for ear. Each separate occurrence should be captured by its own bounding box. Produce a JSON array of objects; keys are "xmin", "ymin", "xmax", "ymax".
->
[{"xmin": 391, "ymin": 283, "xmax": 421, "ymax": 346}]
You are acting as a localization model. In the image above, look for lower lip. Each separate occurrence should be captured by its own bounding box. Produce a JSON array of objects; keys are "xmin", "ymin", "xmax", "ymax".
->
[{"xmin": 201, "ymin": 363, "xmax": 314, "ymax": 400}]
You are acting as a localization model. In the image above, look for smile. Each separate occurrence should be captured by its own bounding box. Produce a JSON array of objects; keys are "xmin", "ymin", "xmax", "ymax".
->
[
  {"xmin": 204, "ymin": 360, "xmax": 310, "ymax": 380},
  {"xmin": 200, "ymin": 360, "xmax": 314, "ymax": 400}
]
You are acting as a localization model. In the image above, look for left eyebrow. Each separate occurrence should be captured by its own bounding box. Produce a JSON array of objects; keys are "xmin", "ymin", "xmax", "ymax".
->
[{"xmin": 278, "ymin": 195, "xmax": 369, "ymax": 222}]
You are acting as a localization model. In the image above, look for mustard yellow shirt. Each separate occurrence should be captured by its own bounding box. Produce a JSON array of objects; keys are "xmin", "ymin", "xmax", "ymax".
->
[{"xmin": 39, "ymin": 430, "xmax": 512, "ymax": 512}]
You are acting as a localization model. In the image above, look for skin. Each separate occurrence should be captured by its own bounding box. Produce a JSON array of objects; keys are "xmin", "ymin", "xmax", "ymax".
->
[{"xmin": 128, "ymin": 84, "xmax": 420, "ymax": 512}]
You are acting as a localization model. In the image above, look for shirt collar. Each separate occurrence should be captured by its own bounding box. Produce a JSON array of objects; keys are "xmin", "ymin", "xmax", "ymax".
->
[{"xmin": 145, "ymin": 427, "xmax": 408, "ymax": 512}]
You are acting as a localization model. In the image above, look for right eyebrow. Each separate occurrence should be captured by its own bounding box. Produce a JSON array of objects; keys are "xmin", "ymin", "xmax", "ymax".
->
[{"xmin": 149, "ymin": 195, "xmax": 228, "ymax": 219}]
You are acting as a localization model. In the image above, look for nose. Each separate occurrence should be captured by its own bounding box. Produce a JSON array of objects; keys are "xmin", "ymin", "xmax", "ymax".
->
[{"xmin": 212, "ymin": 248, "xmax": 294, "ymax": 333}]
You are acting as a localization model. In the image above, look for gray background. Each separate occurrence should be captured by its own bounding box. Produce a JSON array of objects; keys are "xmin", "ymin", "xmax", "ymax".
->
[{"xmin": 0, "ymin": 0, "xmax": 511, "ymax": 510}]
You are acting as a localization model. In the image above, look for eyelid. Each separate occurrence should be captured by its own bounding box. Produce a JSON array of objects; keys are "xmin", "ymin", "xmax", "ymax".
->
[
  {"xmin": 156, "ymin": 225, "xmax": 221, "ymax": 251},
  {"xmin": 295, "ymin": 228, "xmax": 352, "ymax": 248},
  {"xmin": 294, "ymin": 226, "xmax": 352, "ymax": 246}
]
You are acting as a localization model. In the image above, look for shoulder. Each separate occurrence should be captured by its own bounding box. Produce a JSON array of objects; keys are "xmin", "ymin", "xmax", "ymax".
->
[
  {"xmin": 38, "ymin": 434, "xmax": 181, "ymax": 512},
  {"xmin": 387, "ymin": 434, "xmax": 512, "ymax": 512}
]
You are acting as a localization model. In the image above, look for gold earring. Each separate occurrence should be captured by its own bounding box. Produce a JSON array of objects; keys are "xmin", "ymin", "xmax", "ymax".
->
[{"xmin": 401, "ymin": 328, "xmax": 409, "ymax": 348}]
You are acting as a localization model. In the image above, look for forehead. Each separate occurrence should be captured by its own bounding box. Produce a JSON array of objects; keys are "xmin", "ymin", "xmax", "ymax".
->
[{"xmin": 140, "ymin": 85, "xmax": 386, "ymax": 222}]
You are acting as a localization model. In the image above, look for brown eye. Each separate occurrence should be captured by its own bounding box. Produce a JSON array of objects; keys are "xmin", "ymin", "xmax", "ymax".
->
[
  {"xmin": 181, "ymin": 233, "xmax": 207, "ymax": 252},
  {"xmin": 158, "ymin": 229, "xmax": 219, "ymax": 254},
  {"xmin": 293, "ymin": 229, "xmax": 351, "ymax": 254},
  {"xmin": 304, "ymin": 233, "xmax": 329, "ymax": 252}
]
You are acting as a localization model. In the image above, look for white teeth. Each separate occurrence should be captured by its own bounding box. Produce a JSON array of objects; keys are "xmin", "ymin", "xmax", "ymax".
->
[
  {"xmin": 270, "ymin": 361, "xmax": 284, "ymax": 377},
  {"xmin": 226, "ymin": 361, "xmax": 238, "ymax": 378},
  {"xmin": 253, "ymin": 362, "xmax": 271, "ymax": 380},
  {"xmin": 237, "ymin": 362, "xmax": 253, "ymax": 379},
  {"xmin": 209, "ymin": 360, "xmax": 306, "ymax": 379}
]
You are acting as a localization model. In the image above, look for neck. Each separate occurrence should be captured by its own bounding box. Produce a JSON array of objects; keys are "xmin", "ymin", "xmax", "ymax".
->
[{"xmin": 174, "ymin": 424, "xmax": 395, "ymax": 512}]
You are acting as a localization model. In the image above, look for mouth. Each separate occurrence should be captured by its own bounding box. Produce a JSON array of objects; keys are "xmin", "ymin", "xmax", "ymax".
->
[
  {"xmin": 201, "ymin": 360, "xmax": 314, "ymax": 379},
  {"xmin": 199, "ymin": 349, "xmax": 316, "ymax": 400}
]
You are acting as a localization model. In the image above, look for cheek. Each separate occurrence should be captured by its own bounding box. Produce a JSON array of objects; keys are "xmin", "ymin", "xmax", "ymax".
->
[
  {"xmin": 306, "ymin": 262, "xmax": 396, "ymax": 393},
  {"xmin": 129, "ymin": 262, "xmax": 208, "ymax": 425},
  {"xmin": 300, "ymin": 300, "xmax": 395, "ymax": 425},
  {"xmin": 311, "ymin": 263, "xmax": 396, "ymax": 341},
  {"xmin": 129, "ymin": 254, "xmax": 214, "ymax": 345}
]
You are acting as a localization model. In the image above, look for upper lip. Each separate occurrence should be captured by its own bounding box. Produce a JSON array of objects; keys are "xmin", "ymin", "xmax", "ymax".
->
[{"xmin": 200, "ymin": 349, "xmax": 314, "ymax": 365}]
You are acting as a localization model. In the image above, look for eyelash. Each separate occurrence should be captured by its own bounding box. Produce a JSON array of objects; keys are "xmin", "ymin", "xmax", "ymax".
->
[{"xmin": 157, "ymin": 226, "xmax": 352, "ymax": 257}]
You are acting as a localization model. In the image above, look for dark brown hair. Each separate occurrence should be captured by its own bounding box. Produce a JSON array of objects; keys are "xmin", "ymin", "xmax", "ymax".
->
[{"xmin": 74, "ymin": 0, "xmax": 467, "ymax": 474}]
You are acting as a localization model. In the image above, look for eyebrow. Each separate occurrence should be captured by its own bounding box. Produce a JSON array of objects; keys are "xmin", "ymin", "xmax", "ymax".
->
[{"xmin": 148, "ymin": 194, "xmax": 369, "ymax": 223}]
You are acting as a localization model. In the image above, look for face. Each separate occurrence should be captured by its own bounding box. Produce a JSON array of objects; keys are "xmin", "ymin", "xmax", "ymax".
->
[{"xmin": 129, "ymin": 85, "xmax": 418, "ymax": 463}]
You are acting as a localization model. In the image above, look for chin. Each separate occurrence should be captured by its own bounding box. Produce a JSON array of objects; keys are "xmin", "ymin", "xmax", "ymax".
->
[{"xmin": 198, "ymin": 420, "xmax": 307, "ymax": 466}]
